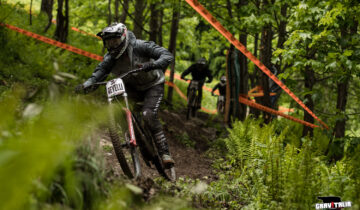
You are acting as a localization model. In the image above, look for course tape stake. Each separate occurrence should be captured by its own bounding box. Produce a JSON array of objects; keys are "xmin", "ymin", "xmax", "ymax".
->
[{"xmin": 185, "ymin": 0, "xmax": 328, "ymax": 130}]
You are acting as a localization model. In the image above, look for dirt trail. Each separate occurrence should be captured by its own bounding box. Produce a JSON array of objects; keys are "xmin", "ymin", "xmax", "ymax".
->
[{"xmin": 100, "ymin": 109, "xmax": 222, "ymax": 182}]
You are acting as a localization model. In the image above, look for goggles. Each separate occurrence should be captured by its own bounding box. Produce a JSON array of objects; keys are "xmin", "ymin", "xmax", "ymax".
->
[{"xmin": 104, "ymin": 37, "xmax": 124, "ymax": 49}]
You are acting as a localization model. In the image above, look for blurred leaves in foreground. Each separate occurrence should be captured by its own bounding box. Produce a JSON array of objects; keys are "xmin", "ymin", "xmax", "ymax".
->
[
  {"xmin": 0, "ymin": 87, "xmax": 192, "ymax": 210},
  {"xmin": 0, "ymin": 86, "xmax": 108, "ymax": 210}
]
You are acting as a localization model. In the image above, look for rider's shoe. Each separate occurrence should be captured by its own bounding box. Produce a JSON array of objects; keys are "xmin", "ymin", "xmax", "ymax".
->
[
  {"xmin": 162, "ymin": 154, "xmax": 175, "ymax": 168},
  {"xmin": 154, "ymin": 131, "xmax": 174, "ymax": 168}
]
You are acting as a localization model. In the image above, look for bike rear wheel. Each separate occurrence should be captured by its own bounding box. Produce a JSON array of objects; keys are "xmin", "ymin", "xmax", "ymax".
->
[
  {"xmin": 108, "ymin": 116, "xmax": 141, "ymax": 179},
  {"xmin": 132, "ymin": 114, "xmax": 176, "ymax": 181},
  {"xmin": 187, "ymin": 88, "xmax": 196, "ymax": 120}
]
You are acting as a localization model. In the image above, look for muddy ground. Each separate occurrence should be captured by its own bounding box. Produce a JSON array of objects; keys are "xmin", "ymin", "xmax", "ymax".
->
[{"xmin": 99, "ymin": 109, "xmax": 224, "ymax": 183}]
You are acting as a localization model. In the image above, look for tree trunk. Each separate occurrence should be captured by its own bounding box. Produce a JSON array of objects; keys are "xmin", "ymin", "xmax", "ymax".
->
[
  {"xmin": 167, "ymin": 0, "xmax": 180, "ymax": 103},
  {"xmin": 149, "ymin": 2, "xmax": 159, "ymax": 42},
  {"xmin": 225, "ymin": 46, "xmax": 235, "ymax": 124},
  {"xmin": 238, "ymin": 33, "xmax": 248, "ymax": 121},
  {"xmin": 54, "ymin": 0, "xmax": 69, "ymax": 43},
  {"xmin": 302, "ymin": 66, "xmax": 315, "ymax": 137},
  {"xmin": 333, "ymin": 20, "xmax": 358, "ymax": 138},
  {"xmin": 334, "ymin": 80, "xmax": 349, "ymax": 138},
  {"xmin": 237, "ymin": 0, "xmax": 249, "ymax": 121},
  {"xmin": 224, "ymin": 49, "xmax": 230, "ymax": 124},
  {"xmin": 250, "ymin": 33, "xmax": 261, "ymax": 118},
  {"xmin": 29, "ymin": 0, "xmax": 33, "ymax": 25},
  {"xmin": 41, "ymin": 0, "xmax": 54, "ymax": 32},
  {"xmin": 249, "ymin": 0, "xmax": 261, "ymax": 118},
  {"xmin": 275, "ymin": 3, "xmax": 287, "ymax": 72},
  {"xmin": 133, "ymin": 0, "xmax": 146, "ymax": 39},
  {"xmin": 158, "ymin": 0, "xmax": 165, "ymax": 46},
  {"xmin": 108, "ymin": 0, "xmax": 112, "ymax": 25},
  {"xmin": 120, "ymin": 0, "xmax": 129, "ymax": 23},
  {"xmin": 225, "ymin": 0, "xmax": 240, "ymax": 120},
  {"xmin": 259, "ymin": 0, "xmax": 273, "ymax": 124},
  {"xmin": 114, "ymin": 0, "xmax": 119, "ymax": 22}
]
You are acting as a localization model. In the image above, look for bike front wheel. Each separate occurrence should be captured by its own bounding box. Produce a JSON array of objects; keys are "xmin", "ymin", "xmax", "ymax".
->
[
  {"xmin": 187, "ymin": 89, "xmax": 196, "ymax": 120},
  {"xmin": 108, "ymin": 118, "xmax": 141, "ymax": 179}
]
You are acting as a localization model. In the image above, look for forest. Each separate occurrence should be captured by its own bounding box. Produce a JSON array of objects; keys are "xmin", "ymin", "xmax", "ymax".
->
[{"xmin": 0, "ymin": 0, "xmax": 360, "ymax": 209}]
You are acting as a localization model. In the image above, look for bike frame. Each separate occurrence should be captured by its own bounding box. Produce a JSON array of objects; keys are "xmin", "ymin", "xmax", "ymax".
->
[{"xmin": 93, "ymin": 68, "xmax": 175, "ymax": 180}]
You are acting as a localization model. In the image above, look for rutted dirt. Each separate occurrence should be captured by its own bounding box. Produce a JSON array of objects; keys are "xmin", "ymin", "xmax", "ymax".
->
[{"xmin": 99, "ymin": 109, "xmax": 223, "ymax": 182}]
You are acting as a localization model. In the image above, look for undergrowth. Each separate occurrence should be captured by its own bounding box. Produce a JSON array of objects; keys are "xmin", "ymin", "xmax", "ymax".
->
[{"xmin": 163, "ymin": 119, "xmax": 360, "ymax": 209}]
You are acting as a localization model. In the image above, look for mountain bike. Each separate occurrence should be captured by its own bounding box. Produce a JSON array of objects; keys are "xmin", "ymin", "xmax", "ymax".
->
[
  {"xmin": 182, "ymin": 79, "xmax": 203, "ymax": 120},
  {"xmin": 91, "ymin": 68, "xmax": 176, "ymax": 181},
  {"xmin": 215, "ymin": 95, "xmax": 225, "ymax": 114}
]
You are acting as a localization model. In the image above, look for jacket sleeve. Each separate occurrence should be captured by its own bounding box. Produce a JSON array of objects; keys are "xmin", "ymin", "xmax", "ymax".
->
[
  {"xmin": 212, "ymin": 83, "xmax": 219, "ymax": 93},
  {"xmin": 181, "ymin": 65, "xmax": 195, "ymax": 79},
  {"xmin": 206, "ymin": 67, "xmax": 213, "ymax": 82},
  {"xmin": 137, "ymin": 40, "xmax": 174, "ymax": 70},
  {"xmin": 83, "ymin": 53, "xmax": 115, "ymax": 88}
]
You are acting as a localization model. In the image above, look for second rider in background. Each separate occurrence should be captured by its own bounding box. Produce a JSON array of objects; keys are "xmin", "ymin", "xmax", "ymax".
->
[
  {"xmin": 181, "ymin": 58, "xmax": 213, "ymax": 110},
  {"xmin": 211, "ymin": 75, "xmax": 227, "ymax": 114}
]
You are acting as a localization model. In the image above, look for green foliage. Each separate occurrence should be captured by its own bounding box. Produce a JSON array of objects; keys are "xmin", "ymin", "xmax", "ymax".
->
[
  {"xmin": 0, "ymin": 87, "xmax": 109, "ymax": 210},
  {"xmin": 165, "ymin": 119, "xmax": 360, "ymax": 209},
  {"xmin": 176, "ymin": 132, "xmax": 195, "ymax": 148}
]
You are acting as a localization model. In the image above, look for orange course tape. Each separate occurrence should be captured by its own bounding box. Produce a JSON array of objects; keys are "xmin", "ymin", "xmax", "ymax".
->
[
  {"xmin": 239, "ymin": 97, "xmax": 319, "ymax": 129},
  {"xmin": 165, "ymin": 81, "xmax": 188, "ymax": 101},
  {"xmin": 184, "ymin": 0, "xmax": 328, "ymax": 130},
  {"xmin": 51, "ymin": 20, "xmax": 101, "ymax": 40},
  {"xmin": 0, "ymin": 23, "xmax": 292, "ymax": 117},
  {"xmin": 165, "ymin": 81, "xmax": 218, "ymax": 114},
  {"xmin": 0, "ymin": 23, "xmax": 103, "ymax": 61},
  {"xmin": 164, "ymin": 70, "xmax": 220, "ymax": 95}
]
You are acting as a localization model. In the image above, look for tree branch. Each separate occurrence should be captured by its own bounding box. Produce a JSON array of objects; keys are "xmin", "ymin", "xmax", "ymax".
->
[{"xmin": 118, "ymin": 0, "xmax": 150, "ymax": 34}]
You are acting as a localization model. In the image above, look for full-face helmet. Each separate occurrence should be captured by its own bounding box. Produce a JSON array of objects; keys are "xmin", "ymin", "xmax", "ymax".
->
[
  {"xmin": 220, "ymin": 75, "xmax": 226, "ymax": 85},
  {"xmin": 197, "ymin": 57, "xmax": 207, "ymax": 65},
  {"xmin": 97, "ymin": 23, "xmax": 129, "ymax": 59}
]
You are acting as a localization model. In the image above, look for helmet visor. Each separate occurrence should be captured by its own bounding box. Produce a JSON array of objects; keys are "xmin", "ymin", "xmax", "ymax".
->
[{"xmin": 104, "ymin": 37, "xmax": 123, "ymax": 50}]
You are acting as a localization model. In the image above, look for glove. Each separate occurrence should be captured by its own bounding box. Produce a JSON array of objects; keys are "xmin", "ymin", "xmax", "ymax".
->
[
  {"xmin": 211, "ymin": 92, "xmax": 214, "ymax": 96},
  {"xmin": 75, "ymin": 84, "xmax": 85, "ymax": 94},
  {"xmin": 75, "ymin": 83, "xmax": 96, "ymax": 94},
  {"xmin": 137, "ymin": 62, "xmax": 156, "ymax": 72}
]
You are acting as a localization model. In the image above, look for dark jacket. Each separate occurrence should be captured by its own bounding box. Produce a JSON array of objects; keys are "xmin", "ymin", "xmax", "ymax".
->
[
  {"xmin": 83, "ymin": 31, "xmax": 173, "ymax": 91},
  {"xmin": 180, "ymin": 63, "xmax": 213, "ymax": 82},
  {"xmin": 212, "ymin": 83, "xmax": 226, "ymax": 96}
]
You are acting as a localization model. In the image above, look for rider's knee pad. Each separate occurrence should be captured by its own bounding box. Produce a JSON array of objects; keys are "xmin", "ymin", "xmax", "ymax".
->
[
  {"xmin": 143, "ymin": 109, "xmax": 156, "ymax": 123},
  {"xmin": 143, "ymin": 109, "xmax": 162, "ymax": 131}
]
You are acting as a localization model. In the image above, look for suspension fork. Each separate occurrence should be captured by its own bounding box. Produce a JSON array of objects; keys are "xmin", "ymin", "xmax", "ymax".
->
[
  {"xmin": 107, "ymin": 94, "xmax": 137, "ymax": 147},
  {"xmin": 123, "ymin": 93, "xmax": 137, "ymax": 146}
]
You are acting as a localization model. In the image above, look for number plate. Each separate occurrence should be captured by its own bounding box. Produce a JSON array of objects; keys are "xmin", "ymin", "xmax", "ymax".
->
[{"xmin": 106, "ymin": 78, "xmax": 125, "ymax": 98}]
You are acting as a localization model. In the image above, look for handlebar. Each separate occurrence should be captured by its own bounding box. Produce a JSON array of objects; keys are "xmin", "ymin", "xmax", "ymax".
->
[
  {"xmin": 182, "ymin": 78, "xmax": 207, "ymax": 83},
  {"xmin": 93, "ymin": 68, "xmax": 143, "ymax": 86}
]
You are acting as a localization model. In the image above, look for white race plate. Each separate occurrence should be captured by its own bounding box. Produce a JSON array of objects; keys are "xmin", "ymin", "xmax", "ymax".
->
[{"xmin": 106, "ymin": 78, "xmax": 125, "ymax": 98}]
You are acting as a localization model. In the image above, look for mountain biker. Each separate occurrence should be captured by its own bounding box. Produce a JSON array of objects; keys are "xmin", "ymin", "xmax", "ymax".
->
[
  {"xmin": 211, "ymin": 75, "xmax": 227, "ymax": 113},
  {"xmin": 181, "ymin": 58, "xmax": 213, "ymax": 109},
  {"xmin": 211, "ymin": 75, "xmax": 226, "ymax": 97},
  {"xmin": 75, "ymin": 23, "xmax": 175, "ymax": 167}
]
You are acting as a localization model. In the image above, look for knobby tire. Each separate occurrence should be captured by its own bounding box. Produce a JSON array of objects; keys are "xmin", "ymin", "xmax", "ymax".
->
[
  {"xmin": 187, "ymin": 88, "xmax": 196, "ymax": 120},
  {"xmin": 108, "ymin": 116, "xmax": 141, "ymax": 179},
  {"xmin": 132, "ymin": 114, "xmax": 176, "ymax": 181}
]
